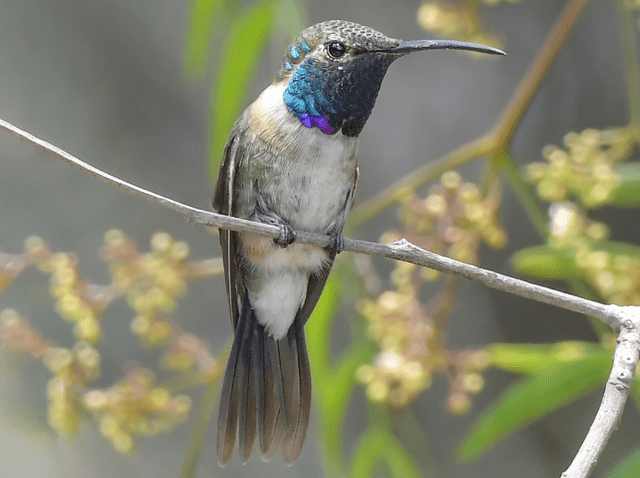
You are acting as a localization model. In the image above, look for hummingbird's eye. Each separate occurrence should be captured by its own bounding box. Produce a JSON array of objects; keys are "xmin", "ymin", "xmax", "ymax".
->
[{"xmin": 327, "ymin": 42, "xmax": 346, "ymax": 58}]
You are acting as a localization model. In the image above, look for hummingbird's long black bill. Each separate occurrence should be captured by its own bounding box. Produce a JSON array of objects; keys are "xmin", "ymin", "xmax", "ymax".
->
[{"xmin": 387, "ymin": 39, "xmax": 505, "ymax": 56}]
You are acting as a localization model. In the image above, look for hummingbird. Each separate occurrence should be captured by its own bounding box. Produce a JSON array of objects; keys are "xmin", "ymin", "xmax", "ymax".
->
[{"xmin": 213, "ymin": 19, "xmax": 504, "ymax": 466}]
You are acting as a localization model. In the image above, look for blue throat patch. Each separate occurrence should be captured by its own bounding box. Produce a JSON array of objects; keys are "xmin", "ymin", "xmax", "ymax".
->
[
  {"xmin": 281, "ymin": 44, "xmax": 395, "ymax": 137},
  {"xmin": 283, "ymin": 61, "xmax": 340, "ymax": 135}
]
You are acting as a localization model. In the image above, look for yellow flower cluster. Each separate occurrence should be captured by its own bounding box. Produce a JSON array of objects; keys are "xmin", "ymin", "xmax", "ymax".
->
[
  {"xmin": 527, "ymin": 127, "xmax": 636, "ymax": 208},
  {"xmin": 357, "ymin": 286, "xmax": 437, "ymax": 408},
  {"xmin": 83, "ymin": 366, "xmax": 191, "ymax": 453},
  {"xmin": 388, "ymin": 171, "xmax": 506, "ymax": 268},
  {"xmin": 357, "ymin": 284, "xmax": 490, "ymax": 410},
  {"xmin": 44, "ymin": 342, "xmax": 101, "ymax": 436},
  {"xmin": 0, "ymin": 231, "xmax": 223, "ymax": 453},
  {"xmin": 19, "ymin": 236, "xmax": 116, "ymax": 343},
  {"xmin": 357, "ymin": 173, "xmax": 500, "ymax": 409},
  {"xmin": 417, "ymin": 1, "xmax": 508, "ymax": 52},
  {"xmin": 548, "ymin": 202, "xmax": 640, "ymax": 305},
  {"xmin": 160, "ymin": 326, "xmax": 219, "ymax": 376},
  {"xmin": 1, "ymin": 310, "xmax": 102, "ymax": 436},
  {"xmin": 102, "ymin": 230, "xmax": 190, "ymax": 347},
  {"xmin": 357, "ymin": 258, "xmax": 490, "ymax": 410},
  {"xmin": 49, "ymin": 254, "xmax": 102, "ymax": 343}
]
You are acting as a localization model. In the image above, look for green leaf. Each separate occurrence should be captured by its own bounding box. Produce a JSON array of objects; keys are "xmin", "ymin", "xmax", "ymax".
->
[
  {"xmin": 609, "ymin": 163, "xmax": 640, "ymax": 208},
  {"xmin": 605, "ymin": 449, "xmax": 640, "ymax": 478},
  {"xmin": 179, "ymin": 377, "xmax": 222, "ymax": 478},
  {"xmin": 183, "ymin": 0, "xmax": 228, "ymax": 78},
  {"xmin": 306, "ymin": 278, "xmax": 349, "ymax": 476},
  {"xmin": 349, "ymin": 429, "xmax": 385, "ymax": 478},
  {"xmin": 458, "ymin": 349, "xmax": 612, "ymax": 462},
  {"xmin": 592, "ymin": 240, "xmax": 640, "ymax": 258},
  {"xmin": 330, "ymin": 342, "xmax": 375, "ymax": 411},
  {"xmin": 307, "ymin": 277, "xmax": 373, "ymax": 417},
  {"xmin": 349, "ymin": 429, "xmax": 420, "ymax": 478},
  {"xmin": 383, "ymin": 433, "xmax": 421, "ymax": 478},
  {"xmin": 306, "ymin": 277, "xmax": 376, "ymax": 477},
  {"xmin": 208, "ymin": 0, "xmax": 275, "ymax": 178},
  {"xmin": 513, "ymin": 240, "xmax": 640, "ymax": 280},
  {"xmin": 511, "ymin": 246, "xmax": 582, "ymax": 279},
  {"xmin": 306, "ymin": 277, "xmax": 340, "ymax": 381},
  {"xmin": 489, "ymin": 341, "xmax": 603, "ymax": 375}
]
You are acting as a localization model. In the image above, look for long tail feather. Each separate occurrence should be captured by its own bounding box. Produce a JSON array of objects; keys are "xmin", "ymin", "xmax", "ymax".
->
[
  {"xmin": 266, "ymin": 337, "xmax": 289, "ymax": 427},
  {"xmin": 237, "ymin": 317, "xmax": 257, "ymax": 463},
  {"xmin": 277, "ymin": 335, "xmax": 298, "ymax": 427},
  {"xmin": 217, "ymin": 293, "xmax": 312, "ymax": 464},
  {"xmin": 216, "ymin": 295, "xmax": 249, "ymax": 466},
  {"xmin": 281, "ymin": 312, "xmax": 312, "ymax": 465},
  {"xmin": 256, "ymin": 322, "xmax": 283, "ymax": 460}
]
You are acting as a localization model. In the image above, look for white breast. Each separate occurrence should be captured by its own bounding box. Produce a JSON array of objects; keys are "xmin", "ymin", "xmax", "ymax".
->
[{"xmin": 249, "ymin": 83, "xmax": 359, "ymax": 233}]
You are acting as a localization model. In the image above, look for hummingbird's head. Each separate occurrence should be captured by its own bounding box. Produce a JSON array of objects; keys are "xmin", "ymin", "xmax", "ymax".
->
[{"xmin": 278, "ymin": 20, "xmax": 504, "ymax": 137}]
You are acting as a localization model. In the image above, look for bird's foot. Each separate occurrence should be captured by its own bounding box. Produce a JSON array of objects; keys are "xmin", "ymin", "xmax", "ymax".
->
[
  {"xmin": 327, "ymin": 232, "xmax": 344, "ymax": 258},
  {"xmin": 274, "ymin": 224, "xmax": 296, "ymax": 248}
]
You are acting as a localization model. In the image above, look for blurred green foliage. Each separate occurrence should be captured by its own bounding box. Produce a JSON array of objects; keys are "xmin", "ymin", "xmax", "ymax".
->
[
  {"xmin": 458, "ymin": 345, "xmax": 613, "ymax": 462},
  {"xmin": 605, "ymin": 448, "xmax": 640, "ymax": 478}
]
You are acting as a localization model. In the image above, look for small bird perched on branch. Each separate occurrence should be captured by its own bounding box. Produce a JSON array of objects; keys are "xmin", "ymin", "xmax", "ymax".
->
[{"xmin": 213, "ymin": 19, "xmax": 504, "ymax": 466}]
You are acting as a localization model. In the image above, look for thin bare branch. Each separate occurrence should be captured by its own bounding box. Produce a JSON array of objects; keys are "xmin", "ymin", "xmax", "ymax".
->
[
  {"xmin": 0, "ymin": 117, "xmax": 281, "ymax": 238},
  {"xmin": 490, "ymin": 0, "xmax": 590, "ymax": 145},
  {"xmin": 3, "ymin": 111, "xmax": 640, "ymax": 478},
  {"xmin": 0, "ymin": 116, "xmax": 629, "ymax": 333},
  {"xmin": 562, "ymin": 318, "xmax": 640, "ymax": 478}
]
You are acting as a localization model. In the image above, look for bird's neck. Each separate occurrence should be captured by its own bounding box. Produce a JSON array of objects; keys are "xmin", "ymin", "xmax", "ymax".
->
[
  {"xmin": 281, "ymin": 56, "xmax": 394, "ymax": 138},
  {"xmin": 282, "ymin": 59, "xmax": 341, "ymax": 135},
  {"xmin": 248, "ymin": 83, "xmax": 357, "ymax": 161}
]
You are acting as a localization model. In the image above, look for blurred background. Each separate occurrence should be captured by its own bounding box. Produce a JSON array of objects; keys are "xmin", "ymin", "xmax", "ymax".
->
[{"xmin": 0, "ymin": 0, "xmax": 636, "ymax": 477}]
